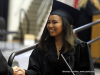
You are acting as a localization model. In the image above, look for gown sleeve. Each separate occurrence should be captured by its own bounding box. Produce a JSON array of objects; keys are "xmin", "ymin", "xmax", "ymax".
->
[
  {"xmin": 75, "ymin": 42, "xmax": 95, "ymax": 75},
  {"xmin": 0, "ymin": 50, "xmax": 13, "ymax": 75},
  {"xmin": 0, "ymin": 50, "xmax": 8, "ymax": 75},
  {"xmin": 0, "ymin": 45, "xmax": 42, "ymax": 75},
  {"xmin": 25, "ymin": 45, "xmax": 42, "ymax": 75}
]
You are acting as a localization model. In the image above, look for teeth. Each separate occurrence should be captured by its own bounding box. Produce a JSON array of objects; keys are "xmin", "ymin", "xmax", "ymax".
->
[{"xmin": 50, "ymin": 30, "xmax": 54, "ymax": 31}]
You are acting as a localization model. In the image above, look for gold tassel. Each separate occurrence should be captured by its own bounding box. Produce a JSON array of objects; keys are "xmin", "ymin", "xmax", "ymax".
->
[{"xmin": 57, "ymin": 57, "xmax": 59, "ymax": 60}]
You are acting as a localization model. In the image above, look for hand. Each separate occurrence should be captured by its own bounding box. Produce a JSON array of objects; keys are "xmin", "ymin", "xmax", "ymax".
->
[{"xmin": 12, "ymin": 66, "xmax": 25, "ymax": 75}]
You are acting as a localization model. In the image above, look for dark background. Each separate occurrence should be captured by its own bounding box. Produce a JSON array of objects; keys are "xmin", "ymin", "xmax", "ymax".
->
[
  {"xmin": 0, "ymin": 0, "xmax": 9, "ymax": 41},
  {"xmin": 0, "ymin": 0, "xmax": 9, "ymax": 30}
]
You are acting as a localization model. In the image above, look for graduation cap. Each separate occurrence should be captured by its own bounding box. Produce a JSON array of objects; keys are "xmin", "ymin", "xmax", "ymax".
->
[{"xmin": 50, "ymin": 0, "xmax": 80, "ymax": 27}]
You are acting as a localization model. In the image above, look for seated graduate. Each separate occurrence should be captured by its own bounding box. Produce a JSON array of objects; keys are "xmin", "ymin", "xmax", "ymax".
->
[{"xmin": 11, "ymin": 0, "xmax": 95, "ymax": 75}]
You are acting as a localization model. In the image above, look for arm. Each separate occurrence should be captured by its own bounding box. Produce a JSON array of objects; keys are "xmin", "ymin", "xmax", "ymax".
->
[
  {"xmin": 11, "ymin": 45, "xmax": 42, "ymax": 75},
  {"xmin": 0, "ymin": 45, "xmax": 42, "ymax": 75},
  {"xmin": 0, "ymin": 50, "xmax": 8, "ymax": 75},
  {"xmin": 12, "ymin": 45, "xmax": 42, "ymax": 75},
  {"xmin": 0, "ymin": 50, "xmax": 14, "ymax": 75},
  {"xmin": 25, "ymin": 45, "xmax": 42, "ymax": 75}
]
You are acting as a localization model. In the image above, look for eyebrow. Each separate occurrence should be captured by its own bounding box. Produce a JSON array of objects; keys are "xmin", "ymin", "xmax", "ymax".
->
[{"xmin": 48, "ymin": 20, "xmax": 58, "ymax": 21}]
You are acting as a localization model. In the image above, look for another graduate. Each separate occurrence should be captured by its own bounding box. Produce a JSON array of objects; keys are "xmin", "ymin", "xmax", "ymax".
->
[
  {"xmin": 77, "ymin": 0, "xmax": 100, "ymax": 42},
  {"xmin": 0, "ymin": 50, "xmax": 8, "ymax": 75},
  {"xmin": 0, "ymin": 50, "xmax": 16, "ymax": 75},
  {"xmin": 12, "ymin": 0, "xmax": 95, "ymax": 75}
]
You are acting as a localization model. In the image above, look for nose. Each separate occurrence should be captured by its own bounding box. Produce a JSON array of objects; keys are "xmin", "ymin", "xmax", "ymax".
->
[{"xmin": 48, "ymin": 23, "xmax": 53, "ymax": 27}]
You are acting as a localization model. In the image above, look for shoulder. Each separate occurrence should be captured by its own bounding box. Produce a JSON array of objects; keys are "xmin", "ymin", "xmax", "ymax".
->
[
  {"xmin": 30, "ymin": 44, "xmax": 39, "ymax": 54},
  {"xmin": 74, "ymin": 38, "xmax": 90, "ymax": 55},
  {"xmin": 74, "ymin": 37, "xmax": 84, "ymax": 45},
  {"xmin": 30, "ymin": 43, "xmax": 44, "ymax": 57},
  {"xmin": 74, "ymin": 37, "xmax": 88, "ymax": 47},
  {"xmin": 74, "ymin": 37, "xmax": 89, "ymax": 50}
]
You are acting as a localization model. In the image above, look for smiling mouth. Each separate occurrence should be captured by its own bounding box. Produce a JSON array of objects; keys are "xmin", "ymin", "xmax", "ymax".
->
[
  {"xmin": 50, "ymin": 30, "xmax": 54, "ymax": 31},
  {"xmin": 49, "ymin": 30, "xmax": 55, "ymax": 32}
]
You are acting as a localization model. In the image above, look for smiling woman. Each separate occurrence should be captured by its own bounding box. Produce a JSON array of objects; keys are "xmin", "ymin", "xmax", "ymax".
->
[
  {"xmin": 46, "ymin": 14, "xmax": 74, "ymax": 59},
  {"xmin": 19, "ymin": 0, "xmax": 94, "ymax": 75},
  {"xmin": 5, "ymin": 0, "xmax": 95, "ymax": 75}
]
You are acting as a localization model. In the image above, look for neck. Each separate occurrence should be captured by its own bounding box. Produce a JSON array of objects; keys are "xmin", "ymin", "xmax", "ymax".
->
[{"xmin": 55, "ymin": 35, "xmax": 63, "ymax": 43}]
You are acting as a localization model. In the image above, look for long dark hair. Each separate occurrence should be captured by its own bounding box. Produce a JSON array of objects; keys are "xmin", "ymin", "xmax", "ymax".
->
[{"xmin": 38, "ymin": 15, "xmax": 74, "ymax": 54}]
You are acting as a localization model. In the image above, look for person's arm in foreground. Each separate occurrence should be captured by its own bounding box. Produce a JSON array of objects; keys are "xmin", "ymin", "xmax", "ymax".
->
[
  {"xmin": 13, "ymin": 45, "xmax": 41, "ymax": 75},
  {"xmin": 0, "ymin": 50, "xmax": 8, "ymax": 75}
]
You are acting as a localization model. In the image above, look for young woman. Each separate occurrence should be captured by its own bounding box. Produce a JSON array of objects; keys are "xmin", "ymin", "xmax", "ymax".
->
[
  {"xmin": 0, "ymin": 0, "xmax": 95, "ymax": 75},
  {"xmin": 12, "ymin": 0, "xmax": 95, "ymax": 75}
]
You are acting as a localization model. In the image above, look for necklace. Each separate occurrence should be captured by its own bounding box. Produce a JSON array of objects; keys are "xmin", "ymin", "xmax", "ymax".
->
[
  {"xmin": 57, "ymin": 51, "xmax": 60, "ymax": 60},
  {"xmin": 57, "ymin": 56, "xmax": 59, "ymax": 60},
  {"xmin": 57, "ymin": 53, "xmax": 59, "ymax": 60}
]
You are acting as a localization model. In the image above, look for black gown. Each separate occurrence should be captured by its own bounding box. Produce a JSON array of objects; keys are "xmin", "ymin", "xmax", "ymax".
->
[
  {"xmin": 0, "ymin": 50, "xmax": 8, "ymax": 75},
  {"xmin": 0, "ymin": 50, "xmax": 13, "ymax": 75},
  {"xmin": 25, "ymin": 38, "xmax": 95, "ymax": 75},
  {"xmin": 0, "ymin": 37, "xmax": 95, "ymax": 75}
]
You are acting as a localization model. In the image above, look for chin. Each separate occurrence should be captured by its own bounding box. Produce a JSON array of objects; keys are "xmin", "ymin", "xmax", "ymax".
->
[{"xmin": 50, "ymin": 34, "xmax": 56, "ymax": 37}]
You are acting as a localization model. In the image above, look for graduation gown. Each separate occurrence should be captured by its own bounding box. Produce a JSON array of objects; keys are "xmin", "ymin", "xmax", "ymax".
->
[
  {"xmin": 0, "ymin": 50, "xmax": 8, "ymax": 75},
  {"xmin": 25, "ymin": 38, "xmax": 95, "ymax": 75},
  {"xmin": 0, "ymin": 50, "xmax": 13, "ymax": 75}
]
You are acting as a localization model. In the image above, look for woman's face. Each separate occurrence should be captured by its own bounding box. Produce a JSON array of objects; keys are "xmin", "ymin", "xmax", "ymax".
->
[{"xmin": 47, "ymin": 15, "xmax": 63, "ymax": 37}]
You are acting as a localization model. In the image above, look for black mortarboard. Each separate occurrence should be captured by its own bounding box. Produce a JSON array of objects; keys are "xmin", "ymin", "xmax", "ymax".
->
[{"xmin": 50, "ymin": 0, "xmax": 80, "ymax": 27}]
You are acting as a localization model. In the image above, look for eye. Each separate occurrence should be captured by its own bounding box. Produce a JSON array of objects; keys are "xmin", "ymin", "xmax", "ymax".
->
[
  {"xmin": 53, "ymin": 22, "xmax": 58, "ymax": 24},
  {"xmin": 47, "ymin": 22, "xmax": 50, "ymax": 24}
]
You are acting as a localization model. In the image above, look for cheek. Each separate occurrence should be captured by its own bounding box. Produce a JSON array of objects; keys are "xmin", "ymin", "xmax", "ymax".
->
[{"xmin": 56, "ymin": 24, "xmax": 63, "ymax": 32}]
